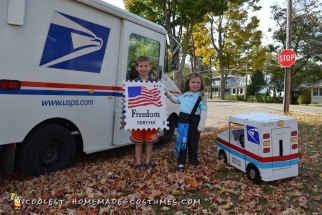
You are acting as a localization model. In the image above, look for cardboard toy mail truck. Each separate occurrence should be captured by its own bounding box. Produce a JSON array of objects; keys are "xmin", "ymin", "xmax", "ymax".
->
[
  {"xmin": 216, "ymin": 113, "xmax": 299, "ymax": 183},
  {"xmin": 0, "ymin": 0, "xmax": 180, "ymax": 176}
]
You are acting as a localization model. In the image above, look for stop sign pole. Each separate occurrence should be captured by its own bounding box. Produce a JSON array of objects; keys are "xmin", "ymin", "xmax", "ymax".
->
[
  {"xmin": 280, "ymin": 0, "xmax": 293, "ymax": 114},
  {"xmin": 278, "ymin": 49, "xmax": 296, "ymax": 114},
  {"xmin": 278, "ymin": 49, "xmax": 296, "ymax": 113}
]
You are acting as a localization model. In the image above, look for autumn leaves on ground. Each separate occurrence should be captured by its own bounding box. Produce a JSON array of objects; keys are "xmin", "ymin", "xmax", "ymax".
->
[{"xmin": 0, "ymin": 113, "xmax": 321, "ymax": 214}]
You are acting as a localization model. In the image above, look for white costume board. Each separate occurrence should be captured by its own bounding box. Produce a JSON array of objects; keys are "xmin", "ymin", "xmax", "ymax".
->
[{"xmin": 123, "ymin": 81, "xmax": 168, "ymax": 130}]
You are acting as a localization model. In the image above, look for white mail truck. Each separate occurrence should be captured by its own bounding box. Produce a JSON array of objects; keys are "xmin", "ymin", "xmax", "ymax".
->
[
  {"xmin": 216, "ymin": 113, "xmax": 299, "ymax": 183},
  {"xmin": 0, "ymin": 0, "xmax": 181, "ymax": 176}
]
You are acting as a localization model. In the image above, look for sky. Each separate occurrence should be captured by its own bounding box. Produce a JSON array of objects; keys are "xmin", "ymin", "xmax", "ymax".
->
[{"xmin": 102, "ymin": 0, "xmax": 277, "ymax": 45}]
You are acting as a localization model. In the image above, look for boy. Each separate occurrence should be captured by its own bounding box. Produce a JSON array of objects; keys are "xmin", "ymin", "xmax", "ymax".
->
[{"xmin": 130, "ymin": 55, "xmax": 158, "ymax": 170}]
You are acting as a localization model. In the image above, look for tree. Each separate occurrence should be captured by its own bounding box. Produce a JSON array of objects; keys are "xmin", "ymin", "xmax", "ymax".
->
[
  {"xmin": 270, "ymin": 0, "xmax": 322, "ymax": 90},
  {"xmin": 195, "ymin": 0, "xmax": 267, "ymax": 99},
  {"xmin": 124, "ymin": 0, "xmax": 231, "ymax": 90},
  {"xmin": 247, "ymin": 70, "xmax": 266, "ymax": 95}
]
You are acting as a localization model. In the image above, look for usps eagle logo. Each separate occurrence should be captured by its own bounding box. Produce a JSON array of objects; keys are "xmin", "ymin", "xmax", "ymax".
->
[
  {"xmin": 123, "ymin": 81, "xmax": 168, "ymax": 130},
  {"xmin": 246, "ymin": 125, "xmax": 260, "ymax": 145},
  {"xmin": 40, "ymin": 11, "xmax": 110, "ymax": 73}
]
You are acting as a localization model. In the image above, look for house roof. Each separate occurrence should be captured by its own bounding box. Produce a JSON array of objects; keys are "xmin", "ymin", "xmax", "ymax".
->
[{"xmin": 298, "ymin": 80, "xmax": 322, "ymax": 89}]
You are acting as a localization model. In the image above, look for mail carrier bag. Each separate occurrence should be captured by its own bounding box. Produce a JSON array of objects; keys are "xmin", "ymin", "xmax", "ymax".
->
[{"xmin": 174, "ymin": 122, "xmax": 189, "ymax": 158}]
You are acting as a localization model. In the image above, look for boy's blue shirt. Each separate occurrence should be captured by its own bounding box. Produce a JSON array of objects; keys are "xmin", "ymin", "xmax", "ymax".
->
[
  {"xmin": 134, "ymin": 76, "xmax": 154, "ymax": 82},
  {"xmin": 176, "ymin": 91, "xmax": 208, "ymax": 115}
]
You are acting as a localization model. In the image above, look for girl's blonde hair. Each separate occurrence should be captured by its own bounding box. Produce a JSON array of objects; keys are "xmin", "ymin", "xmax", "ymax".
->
[{"xmin": 184, "ymin": 72, "xmax": 206, "ymax": 97}]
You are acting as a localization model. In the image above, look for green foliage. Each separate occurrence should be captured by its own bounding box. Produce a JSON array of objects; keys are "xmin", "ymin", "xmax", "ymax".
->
[
  {"xmin": 124, "ymin": 0, "xmax": 234, "ymax": 89},
  {"xmin": 247, "ymin": 70, "xmax": 266, "ymax": 95},
  {"xmin": 298, "ymin": 89, "xmax": 312, "ymax": 104},
  {"xmin": 292, "ymin": 62, "xmax": 322, "ymax": 89},
  {"xmin": 195, "ymin": 0, "xmax": 267, "ymax": 99},
  {"xmin": 223, "ymin": 95, "xmax": 244, "ymax": 101},
  {"xmin": 248, "ymin": 95, "xmax": 282, "ymax": 103},
  {"xmin": 270, "ymin": 0, "xmax": 322, "ymax": 83}
]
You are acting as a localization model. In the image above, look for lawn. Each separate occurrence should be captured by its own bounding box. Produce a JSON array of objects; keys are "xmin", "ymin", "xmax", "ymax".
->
[{"xmin": 0, "ymin": 112, "xmax": 321, "ymax": 214}]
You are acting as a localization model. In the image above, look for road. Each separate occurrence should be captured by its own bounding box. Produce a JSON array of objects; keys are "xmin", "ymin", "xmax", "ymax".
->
[{"xmin": 205, "ymin": 101, "xmax": 322, "ymax": 129}]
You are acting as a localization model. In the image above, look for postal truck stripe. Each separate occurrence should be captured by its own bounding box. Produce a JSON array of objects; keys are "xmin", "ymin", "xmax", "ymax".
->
[
  {"xmin": 21, "ymin": 81, "xmax": 124, "ymax": 91},
  {"xmin": 0, "ymin": 89, "xmax": 123, "ymax": 96},
  {"xmin": 217, "ymin": 137, "xmax": 298, "ymax": 163},
  {"xmin": 217, "ymin": 142, "xmax": 298, "ymax": 169},
  {"xmin": 0, "ymin": 81, "xmax": 181, "ymax": 97}
]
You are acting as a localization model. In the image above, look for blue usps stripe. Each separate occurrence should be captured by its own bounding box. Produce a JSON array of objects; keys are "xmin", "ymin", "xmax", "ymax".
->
[{"xmin": 40, "ymin": 11, "xmax": 110, "ymax": 73}]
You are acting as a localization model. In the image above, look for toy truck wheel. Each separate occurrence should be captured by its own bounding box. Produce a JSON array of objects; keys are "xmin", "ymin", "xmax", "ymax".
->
[
  {"xmin": 246, "ymin": 164, "xmax": 261, "ymax": 184},
  {"xmin": 218, "ymin": 150, "xmax": 227, "ymax": 163},
  {"xmin": 158, "ymin": 115, "xmax": 176, "ymax": 144},
  {"xmin": 17, "ymin": 124, "xmax": 76, "ymax": 176}
]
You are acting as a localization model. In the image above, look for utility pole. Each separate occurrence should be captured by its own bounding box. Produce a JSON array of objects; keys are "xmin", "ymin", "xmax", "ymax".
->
[
  {"xmin": 244, "ymin": 49, "xmax": 248, "ymax": 102},
  {"xmin": 283, "ymin": 0, "xmax": 292, "ymax": 113}
]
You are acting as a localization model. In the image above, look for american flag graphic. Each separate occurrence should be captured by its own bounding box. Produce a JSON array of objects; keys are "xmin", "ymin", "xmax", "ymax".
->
[{"xmin": 128, "ymin": 86, "xmax": 162, "ymax": 108}]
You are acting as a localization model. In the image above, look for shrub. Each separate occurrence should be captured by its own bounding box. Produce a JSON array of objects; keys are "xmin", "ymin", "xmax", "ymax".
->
[{"xmin": 298, "ymin": 89, "xmax": 311, "ymax": 104}]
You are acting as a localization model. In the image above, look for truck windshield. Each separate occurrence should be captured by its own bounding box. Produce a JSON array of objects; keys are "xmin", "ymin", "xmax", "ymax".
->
[{"xmin": 126, "ymin": 33, "xmax": 160, "ymax": 81}]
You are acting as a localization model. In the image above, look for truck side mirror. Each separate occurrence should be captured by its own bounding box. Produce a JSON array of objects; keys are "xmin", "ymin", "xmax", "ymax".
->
[{"xmin": 171, "ymin": 59, "xmax": 179, "ymax": 71}]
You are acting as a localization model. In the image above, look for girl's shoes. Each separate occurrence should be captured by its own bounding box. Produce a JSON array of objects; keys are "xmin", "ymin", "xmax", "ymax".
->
[{"xmin": 178, "ymin": 164, "xmax": 185, "ymax": 170}]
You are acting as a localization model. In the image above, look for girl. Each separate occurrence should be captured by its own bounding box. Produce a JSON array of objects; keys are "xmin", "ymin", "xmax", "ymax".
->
[{"xmin": 166, "ymin": 72, "xmax": 208, "ymax": 170}]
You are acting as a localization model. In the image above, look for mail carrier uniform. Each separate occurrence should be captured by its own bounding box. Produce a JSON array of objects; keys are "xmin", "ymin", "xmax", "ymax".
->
[{"xmin": 167, "ymin": 91, "xmax": 208, "ymax": 166}]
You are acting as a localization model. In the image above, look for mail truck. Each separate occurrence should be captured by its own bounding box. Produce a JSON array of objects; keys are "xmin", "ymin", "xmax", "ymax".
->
[
  {"xmin": 0, "ymin": 0, "xmax": 180, "ymax": 176},
  {"xmin": 216, "ymin": 113, "xmax": 299, "ymax": 183}
]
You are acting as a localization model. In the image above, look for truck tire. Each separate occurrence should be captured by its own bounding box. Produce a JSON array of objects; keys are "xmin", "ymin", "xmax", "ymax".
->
[
  {"xmin": 246, "ymin": 164, "xmax": 261, "ymax": 184},
  {"xmin": 218, "ymin": 150, "xmax": 227, "ymax": 163},
  {"xmin": 158, "ymin": 115, "xmax": 176, "ymax": 144},
  {"xmin": 17, "ymin": 124, "xmax": 76, "ymax": 176}
]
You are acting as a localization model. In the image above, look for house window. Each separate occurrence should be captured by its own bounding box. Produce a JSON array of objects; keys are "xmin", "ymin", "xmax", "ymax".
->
[
  {"xmin": 320, "ymin": 88, "xmax": 322, "ymax": 96},
  {"xmin": 232, "ymin": 88, "xmax": 236, "ymax": 94},
  {"xmin": 313, "ymin": 88, "xmax": 319, "ymax": 96}
]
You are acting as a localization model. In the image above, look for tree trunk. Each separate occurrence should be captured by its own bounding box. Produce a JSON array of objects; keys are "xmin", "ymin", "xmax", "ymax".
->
[{"xmin": 174, "ymin": 24, "xmax": 193, "ymax": 90}]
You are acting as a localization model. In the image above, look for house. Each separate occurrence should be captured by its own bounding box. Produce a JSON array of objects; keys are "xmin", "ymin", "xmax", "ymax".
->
[
  {"xmin": 212, "ymin": 73, "xmax": 284, "ymax": 98},
  {"xmin": 212, "ymin": 75, "xmax": 250, "ymax": 97},
  {"xmin": 311, "ymin": 81, "xmax": 322, "ymax": 103},
  {"xmin": 299, "ymin": 80, "xmax": 322, "ymax": 103}
]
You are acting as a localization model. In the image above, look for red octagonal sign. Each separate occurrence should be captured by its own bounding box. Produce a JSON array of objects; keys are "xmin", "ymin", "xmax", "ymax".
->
[{"xmin": 278, "ymin": 49, "xmax": 296, "ymax": 67}]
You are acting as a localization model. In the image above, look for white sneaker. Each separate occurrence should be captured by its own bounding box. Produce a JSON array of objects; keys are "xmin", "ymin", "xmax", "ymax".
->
[{"xmin": 178, "ymin": 164, "xmax": 184, "ymax": 170}]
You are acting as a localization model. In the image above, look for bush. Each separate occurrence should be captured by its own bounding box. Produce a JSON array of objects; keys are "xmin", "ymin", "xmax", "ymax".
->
[
  {"xmin": 297, "ymin": 89, "xmax": 311, "ymax": 104},
  {"xmin": 247, "ymin": 95, "xmax": 282, "ymax": 103}
]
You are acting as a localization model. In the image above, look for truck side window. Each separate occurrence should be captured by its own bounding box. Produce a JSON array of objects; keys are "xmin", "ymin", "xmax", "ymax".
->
[
  {"xmin": 230, "ymin": 123, "xmax": 245, "ymax": 148},
  {"xmin": 126, "ymin": 33, "xmax": 160, "ymax": 81}
]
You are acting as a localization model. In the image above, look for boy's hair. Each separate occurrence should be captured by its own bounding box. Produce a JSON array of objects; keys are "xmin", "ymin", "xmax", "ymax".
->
[
  {"xmin": 136, "ymin": 55, "xmax": 151, "ymax": 66},
  {"xmin": 184, "ymin": 72, "xmax": 206, "ymax": 97}
]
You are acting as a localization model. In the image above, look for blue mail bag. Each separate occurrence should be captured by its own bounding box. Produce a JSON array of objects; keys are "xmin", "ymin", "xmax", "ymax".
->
[{"xmin": 174, "ymin": 123, "xmax": 189, "ymax": 158}]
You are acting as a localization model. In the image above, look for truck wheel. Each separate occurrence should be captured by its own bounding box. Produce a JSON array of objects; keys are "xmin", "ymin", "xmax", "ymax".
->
[
  {"xmin": 17, "ymin": 124, "xmax": 76, "ymax": 176},
  {"xmin": 246, "ymin": 164, "xmax": 261, "ymax": 184},
  {"xmin": 218, "ymin": 150, "xmax": 227, "ymax": 163},
  {"xmin": 158, "ymin": 115, "xmax": 176, "ymax": 144}
]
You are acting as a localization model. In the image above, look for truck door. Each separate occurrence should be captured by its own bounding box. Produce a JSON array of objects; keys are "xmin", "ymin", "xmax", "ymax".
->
[
  {"xmin": 113, "ymin": 20, "xmax": 165, "ymax": 146},
  {"xmin": 228, "ymin": 125, "xmax": 246, "ymax": 171},
  {"xmin": 272, "ymin": 128, "xmax": 291, "ymax": 169}
]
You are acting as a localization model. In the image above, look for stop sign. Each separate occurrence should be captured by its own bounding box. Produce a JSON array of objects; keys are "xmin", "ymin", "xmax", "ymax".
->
[{"xmin": 278, "ymin": 49, "xmax": 296, "ymax": 67}]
